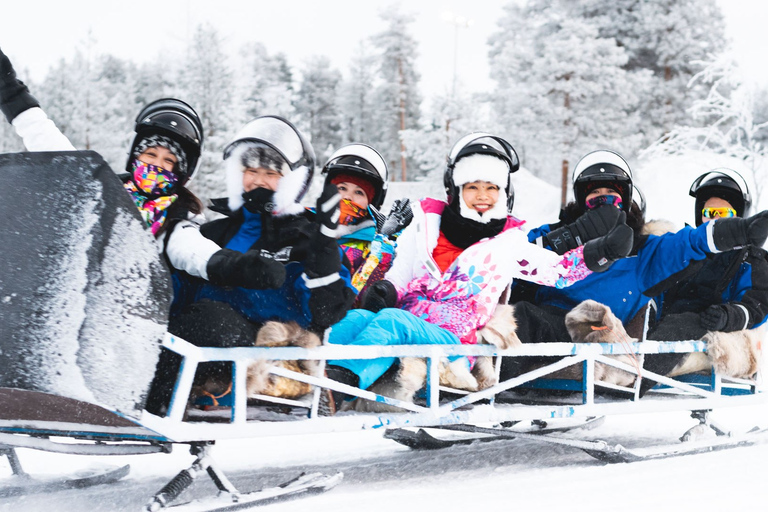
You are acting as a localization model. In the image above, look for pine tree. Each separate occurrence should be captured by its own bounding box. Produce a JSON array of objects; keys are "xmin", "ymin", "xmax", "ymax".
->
[
  {"xmin": 177, "ymin": 23, "xmax": 237, "ymax": 205},
  {"xmin": 295, "ymin": 56, "xmax": 342, "ymax": 162},
  {"xmin": 340, "ymin": 42, "xmax": 378, "ymax": 146},
  {"xmin": 576, "ymin": 0, "xmax": 727, "ymax": 141},
  {"xmin": 645, "ymin": 55, "xmax": 768, "ymax": 207},
  {"xmin": 488, "ymin": 0, "xmax": 642, "ymax": 190},
  {"xmin": 369, "ymin": 6, "xmax": 423, "ymax": 181},
  {"xmin": 239, "ymin": 42, "xmax": 295, "ymax": 119}
]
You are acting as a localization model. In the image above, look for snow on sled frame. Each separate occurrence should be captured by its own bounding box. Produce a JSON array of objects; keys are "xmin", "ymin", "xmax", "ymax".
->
[{"xmin": 136, "ymin": 328, "xmax": 765, "ymax": 444}]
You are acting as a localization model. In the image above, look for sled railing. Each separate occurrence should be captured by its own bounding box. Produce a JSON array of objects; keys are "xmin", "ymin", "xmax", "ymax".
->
[{"xmin": 136, "ymin": 333, "xmax": 764, "ymax": 443}]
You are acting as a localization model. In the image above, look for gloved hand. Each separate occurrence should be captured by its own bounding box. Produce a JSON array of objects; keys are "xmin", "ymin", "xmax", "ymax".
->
[
  {"xmin": 206, "ymin": 248, "xmax": 286, "ymax": 289},
  {"xmin": 711, "ymin": 210, "xmax": 768, "ymax": 251},
  {"xmin": 699, "ymin": 304, "xmax": 748, "ymax": 332},
  {"xmin": 582, "ymin": 223, "xmax": 634, "ymax": 272},
  {"xmin": 370, "ymin": 198, "xmax": 414, "ymax": 238},
  {"xmin": 299, "ymin": 183, "xmax": 343, "ymax": 278},
  {"xmin": 546, "ymin": 207, "xmax": 624, "ymax": 255},
  {"xmin": 315, "ymin": 182, "xmax": 341, "ymax": 240},
  {"xmin": 0, "ymin": 47, "xmax": 40, "ymax": 123},
  {"xmin": 361, "ymin": 280, "xmax": 398, "ymax": 313}
]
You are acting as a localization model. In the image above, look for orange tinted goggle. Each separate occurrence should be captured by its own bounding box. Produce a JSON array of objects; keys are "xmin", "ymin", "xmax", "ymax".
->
[{"xmin": 702, "ymin": 207, "xmax": 736, "ymax": 219}]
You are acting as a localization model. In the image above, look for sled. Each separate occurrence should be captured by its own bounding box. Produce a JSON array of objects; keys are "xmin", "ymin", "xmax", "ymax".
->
[{"xmin": 1, "ymin": 151, "xmax": 766, "ymax": 509}]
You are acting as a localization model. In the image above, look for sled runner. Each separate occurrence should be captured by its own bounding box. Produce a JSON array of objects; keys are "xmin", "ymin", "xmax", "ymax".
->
[{"xmin": 1, "ymin": 151, "xmax": 766, "ymax": 509}]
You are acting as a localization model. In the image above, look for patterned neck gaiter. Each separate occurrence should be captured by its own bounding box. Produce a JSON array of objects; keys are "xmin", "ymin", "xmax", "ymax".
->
[
  {"xmin": 124, "ymin": 159, "xmax": 179, "ymax": 236},
  {"xmin": 339, "ymin": 199, "xmax": 371, "ymax": 226}
]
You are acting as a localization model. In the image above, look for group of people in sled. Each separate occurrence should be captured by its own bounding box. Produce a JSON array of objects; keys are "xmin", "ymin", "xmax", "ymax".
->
[{"xmin": 3, "ymin": 46, "xmax": 767, "ymax": 416}]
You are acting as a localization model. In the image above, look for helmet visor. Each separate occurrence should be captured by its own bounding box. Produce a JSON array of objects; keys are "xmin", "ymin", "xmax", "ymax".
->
[{"xmin": 226, "ymin": 117, "xmax": 309, "ymax": 168}]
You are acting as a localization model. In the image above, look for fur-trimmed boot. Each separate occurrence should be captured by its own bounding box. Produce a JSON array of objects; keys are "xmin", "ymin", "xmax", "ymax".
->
[
  {"xmin": 701, "ymin": 329, "xmax": 763, "ymax": 379},
  {"xmin": 245, "ymin": 321, "xmax": 322, "ymax": 399},
  {"xmin": 562, "ymin": 300, "xmax": 637, "ymax": 386},
  {"xmin": 470, "ymin": 304, "xmax": 523, "ymax": 389}
]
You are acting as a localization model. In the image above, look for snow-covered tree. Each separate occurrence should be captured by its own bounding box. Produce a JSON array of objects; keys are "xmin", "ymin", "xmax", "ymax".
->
[
  {"xmin": 488, "ymin": 1, "xmax": 644, "ymax": 188},
  {"xmin": 644, "ymin": 55, "xmax": 767, "ymax": 207},
  {"xmin": 178, "ymin": 24, "xmax": 237, "ymax": 205},
  {"xmin": 340, "ymin": 42, "xmax": 378, "ymax": 145},
  {"xmin": 295, "ymin": 56, "xmax": 342, "ymax": 162},
  {"xmin": 402, "ymin": 89, "xmax": 491, "ymax": 181},
  {"xmin": 369, "ymin": 6, "xmax": 423, "ymax": 181},
  {"xmin": 576, "ymin": 0, "xmax": 727, "ymax": 141},
  {"xmin": 239, "ymin": 42, "xmax": 295, "ymax": 120}
]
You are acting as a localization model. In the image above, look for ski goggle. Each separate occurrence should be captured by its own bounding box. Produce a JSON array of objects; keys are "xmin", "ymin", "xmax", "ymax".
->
[
  {"xmin": 586, "ymin": 194, "xmax": 623, "ymax": 210},
  {"xmin": 702, "ymin": 207, "xmax": 737, "ymax": 219}
]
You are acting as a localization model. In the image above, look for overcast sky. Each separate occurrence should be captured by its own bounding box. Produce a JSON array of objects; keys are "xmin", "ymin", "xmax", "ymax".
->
[{"xmin": 2, "ymin": 0, "xmax": 766, "ymax": 100}]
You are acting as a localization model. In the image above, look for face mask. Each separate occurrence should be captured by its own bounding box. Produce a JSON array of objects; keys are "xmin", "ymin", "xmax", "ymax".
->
[
  {"xmin": 586, "ymin": 194, "xmax": 623, "ymax": 210},
  {"xmin": 242, "ymin": 187, "xmax": 276, "ymax": 214},
  {"xmin": 339, "ymin": 199, "xmax": 370, "ymax": 225},
  {"xmin": 131, "ymin": 159, "xmax": 179, "ymax": 197}
]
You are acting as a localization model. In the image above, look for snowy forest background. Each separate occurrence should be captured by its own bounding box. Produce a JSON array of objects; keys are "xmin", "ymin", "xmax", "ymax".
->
[{"xmin": 3, "ymin": 0, "xmax": 768, "ymax": 211}]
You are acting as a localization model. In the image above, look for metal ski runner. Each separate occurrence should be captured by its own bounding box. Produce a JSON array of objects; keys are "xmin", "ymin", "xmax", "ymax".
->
[
  {"xmin": 0, "ymin": 456, "xmax": 129, "ymax": 498},
  {"xmin": 384, "ymin": 416, "xmax": 605, "ymax": 450},
  {"xmin": 435, "ymin": 423, "xmax": 768, "ymax": 463},
  {"xmin": 157, "ymin": 472, "xmax": 344, "ymax": 512},
  {"xmin": 143, "ymin": 443, "xmax": 343, "ymax": 511}
]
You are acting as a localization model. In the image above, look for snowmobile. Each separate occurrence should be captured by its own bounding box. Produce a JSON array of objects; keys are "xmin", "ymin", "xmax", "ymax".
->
[{"xmin": 1, "ymin": 151, "xmax": 766, "ymax": 510}]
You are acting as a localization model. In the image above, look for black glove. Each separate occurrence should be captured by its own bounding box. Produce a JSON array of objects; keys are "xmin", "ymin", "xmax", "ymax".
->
[
  {"xmin": 0, "ymin": 47, "xmax": 40, "ymax": 123},
  {"xmin": 699, "ymin": 304, "xmax": 748, "ymax": 332},
  {"xmin": 711, "ymin": 211, "xmax": 768, "ymax": 251},
  {"xmin": 361, "ymin": 280, "xmax": 398, "ymax": 313},
  {"xmin": 545, "ymin": 207, "xmax": 624, "ymax": 255},
  {"xmin": 370, "ymin": 198, "xmax": 414, "ymax": 238},
  {"xmin": 315, "ymin": 182, "xmax": 341, "ymax": 240},
  {"xmin": 206, "ymin": 248, "xmax": 286, "ymax": 289},
  {"xmin": 582, "ymin": 223, "xmax": 634, "ymax": 272}
]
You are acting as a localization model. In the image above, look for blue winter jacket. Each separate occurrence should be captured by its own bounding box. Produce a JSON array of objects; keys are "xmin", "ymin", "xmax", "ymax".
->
[
  {"xmin": 524, "ymin": 222, "xmax": 719, "ymax": 324},
  {"xmin": 171, "ymin": 202, "xmax": 355, "ymax": 331}
]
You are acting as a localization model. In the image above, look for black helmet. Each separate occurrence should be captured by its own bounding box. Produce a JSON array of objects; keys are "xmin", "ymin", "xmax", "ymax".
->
[
  {"xmin": 572, "ymin": 150, "xmax": 633, "ymax": 212},
  {"xmin": 690, "ymin": 168, "xmax": 751, "ymax": 226},
  {"xmin": 127, "ymin": 98, "xmax": 204, "ymax": 184},
  {"xmin": 444, "ymin": 132, "xmax": 519, "ymax": 212},
  {"xmin": 322, "ymin": 143, "xmax": 388, "ymax": 209}
]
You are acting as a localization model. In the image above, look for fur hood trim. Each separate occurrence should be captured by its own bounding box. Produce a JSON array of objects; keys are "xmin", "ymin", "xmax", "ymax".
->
[
  {"xmin": 453, "ymin": 154, "xmax": 509, "ymax": 223},
  {"xmin": 641, "ymin": 219, "xmax": 676, "ymax": 237},
  {"xmin": 226, "ymin": 144, "xmax": 309, "ymax": 216}
]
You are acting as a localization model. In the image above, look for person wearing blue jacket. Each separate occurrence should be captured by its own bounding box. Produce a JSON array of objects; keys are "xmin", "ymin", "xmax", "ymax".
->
[
  {"xmin": 639, "ymin": 168, "xmax": 768, "ymax": 392},
  {"xmin": 501, "ymin": 151, "xmax": 768, "ymax": 380},
  {"xmin": 146, "ymin": 116, "xmax": 356, "ymax": 414}
]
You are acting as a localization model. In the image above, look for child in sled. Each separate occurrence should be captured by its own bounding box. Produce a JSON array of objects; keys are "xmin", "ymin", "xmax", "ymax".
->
[
  {"xmin": 320, "ymin": 133, "xmax": 634, "ymax": 413},
  {"xmin": 501, "ymin": 151, "xmax": 768, "ymax": 387},
  {"xmin": 321, "ymin": 143, "xmax": 413, "ymax": 305},
  {"xmin": 638, "ymin": 168, "xmax": 768, "ymax": 392},
  {"xmin": 147, "ymin": 116, "xmax": 357, "ymax": 413}
]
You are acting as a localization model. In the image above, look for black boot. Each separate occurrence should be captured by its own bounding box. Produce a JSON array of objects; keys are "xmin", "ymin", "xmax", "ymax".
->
[{"xmin": 318, "ymin": 365, "xmax": 359, "ymax": 416}]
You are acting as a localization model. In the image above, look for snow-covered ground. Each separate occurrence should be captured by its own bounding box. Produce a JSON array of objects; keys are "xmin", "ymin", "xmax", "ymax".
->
[
  {"xmin": 3, "ymin": 405, "xmax": 768, "ymax": 511},
  {"xmin": 2, "ymin": 153, "xmax": 768, "ymax": 511}
]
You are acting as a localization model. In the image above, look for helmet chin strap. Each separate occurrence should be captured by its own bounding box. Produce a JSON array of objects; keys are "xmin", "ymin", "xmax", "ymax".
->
[{"xmin": 458, "ymin": 192, "xmax": 508, "ymax": 224}]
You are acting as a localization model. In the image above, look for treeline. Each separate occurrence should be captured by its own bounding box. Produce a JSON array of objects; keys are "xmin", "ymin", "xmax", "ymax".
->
[{"xmin": 2, "ymin": 1, "xmax": 768, "ymax": 206}]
